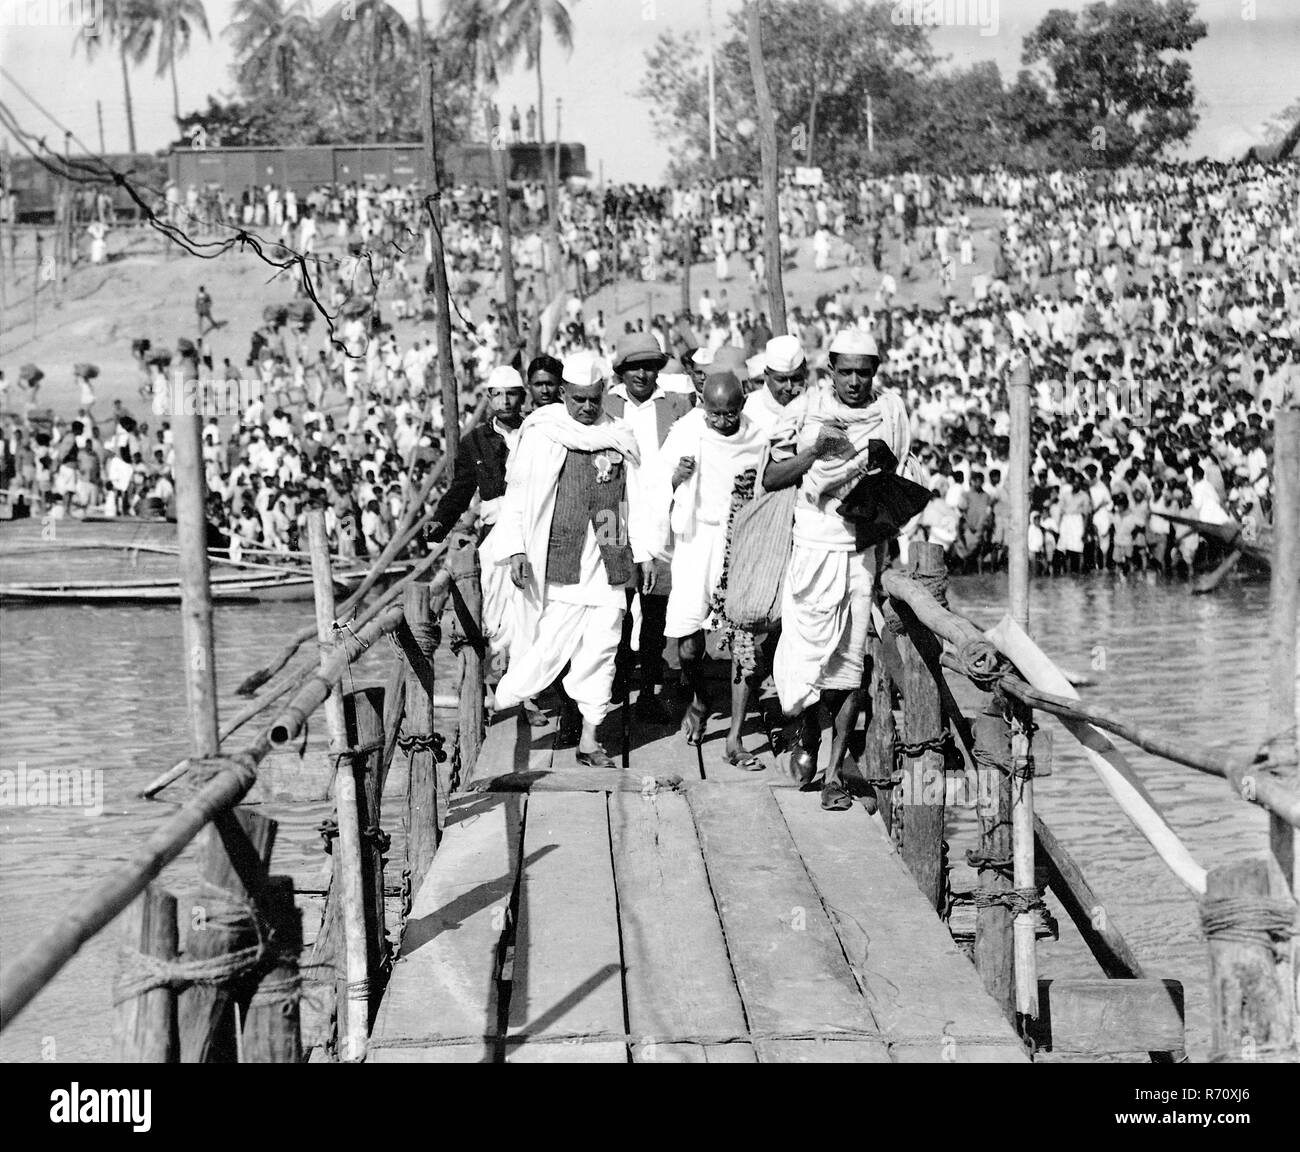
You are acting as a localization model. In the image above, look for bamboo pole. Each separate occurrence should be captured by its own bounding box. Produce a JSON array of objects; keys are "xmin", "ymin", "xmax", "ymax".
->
[
  {"xmin": 421, "ymin": 61, "xmax": 460, "ymax": 466},
  {"xmin": 747, "ymin": 0, "xmax": 787, "ymax": 336},
  {"xmin": 1009, "ymin": 698, "xmax": 1039, "ymax": 1033},
  {"xmin": 171, "ymin": 356, "xmax": 219, "ymax": 757},
  {"xmin": 241, "ymin": 875, "xmax": 301, "ymax": 1063},
  {"xmin": 0, "ymin": 755, "xmax": 258, "ymax": 1033},
  {"xmin": 863, "ymin": 633, "xmax": 896, "ymax": 825},
  {"xmin": 494, "ymin": 129, "xmax": 520, "ymax": 349},
  {"xmin": 1008, "ymin": 356, "xmax": 1031, "ymax": 633},
  {"xmin": 112, "ymin": 885, "xmax": 179, "ymax": 1062},
  {"xmin": 308, "ymin": 511, "xmax": 368, "ymax": 1063},
  {"xmin": 345, "ymin": 688, "xmax": 390, "ymax": 1019},
  {"xmin": 1267, "ymin": 409, "xmax": 1299, "ymax": 897},
  {"xmin": 404, "ymin": 582, "xmax": 441, "ymax": 890}
]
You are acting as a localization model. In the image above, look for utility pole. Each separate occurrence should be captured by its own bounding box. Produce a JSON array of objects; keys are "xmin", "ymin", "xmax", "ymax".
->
[
  {"xmin": 421, "ymin": 62, "xmax": 460, "ymax": 467},
  {"xmin": 491, "ymin": 101, "xmax": 519, "ymax": 352},
  {"xmin": 867, "ymin": 94, "xmax": 876, "ymax": 155},
  {"xmin": 747, "ymin": 0, "xmax": 786, "ymax": 335},
  {"xmin": 707, "ymin": 0, "xmax": 718, "ymax": 166},
  {"xmin": 96, "ymin": 100, "xmax": 105, "ymax": 155}
]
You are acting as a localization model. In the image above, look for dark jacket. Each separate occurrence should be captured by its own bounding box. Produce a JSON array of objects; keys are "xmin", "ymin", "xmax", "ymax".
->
[{"xmin": 430, "ymin": 422, "xmax": 510, "ymax": 541}]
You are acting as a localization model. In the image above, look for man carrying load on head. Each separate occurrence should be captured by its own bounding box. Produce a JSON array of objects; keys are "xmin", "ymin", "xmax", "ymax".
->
[{"xmin": 762, "ymin": 328, "xmax": 912, "ymax": 811}]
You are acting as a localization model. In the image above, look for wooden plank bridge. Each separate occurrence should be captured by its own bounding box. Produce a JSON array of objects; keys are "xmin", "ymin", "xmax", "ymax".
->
[{"xmin": 368, "ymin": 686, "xmax": 1028, "ymax": 1064}]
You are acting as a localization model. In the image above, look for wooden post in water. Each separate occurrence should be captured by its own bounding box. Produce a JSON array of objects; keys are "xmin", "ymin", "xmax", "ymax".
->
[
  {"xmin": 178, "ymin": 809, "xmax": 276, "ymax": 1062},
  {"xmin": 1008, "ymin": 356, "xmax": 1031, "ymax": 633},
  {"xmin": 973, "ymin": 702, "xmax": 1016, "ymax": 1025},
  {"xmin": 112, "ymin": 885, "xmax": 179, "ymax": 1062},
  {"xmin": 1266, "ymin": 408, "xmax": 1298, "ymax": 900},
  {"xmin": 449, "ymin": 533, "xmax": 484, "ymax": 793},
  {"xmin": 1009, "ymin": 699, "xmax": 1040, "ymax": 1033},
  {"xmin": 422, "ymin": 61, "xmax": 460, "ymax": 466},
  {"xmin": 241, "ymin": 875, "xmax": 301, "ymax": 1063},
  {"xmin": 890, "ymin": 542, "xmax": 947, "ymax": 912},
  {"xmin": 307, "ymin": 510, "xmax": 369, "ymax": 1063},
  {"xmin": 746, "ymin": 0, "xmax": 786, "ymax": 335},
  {"xmin": 1202, "ymin": 859, "xmax": 1297, "ymax": 1062},
  {"xmin": 404, "ymin": 581, "xmax": 441, "ymax": 892}
]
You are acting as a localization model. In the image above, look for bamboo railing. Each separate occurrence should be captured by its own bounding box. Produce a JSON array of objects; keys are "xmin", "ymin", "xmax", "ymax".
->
[{"xmin": 0, "ymin": 398, "xmax": 490, "ymax": 1063}]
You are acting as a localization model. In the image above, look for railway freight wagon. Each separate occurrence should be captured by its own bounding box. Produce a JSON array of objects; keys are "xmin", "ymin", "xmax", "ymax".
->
[
  {"xmin": 2, "ymin": 152, "xmax": 169, "ymax": 223},
  {"xmin": 168, "ymin": 141, "xmax": 589, "ymax": 195}
]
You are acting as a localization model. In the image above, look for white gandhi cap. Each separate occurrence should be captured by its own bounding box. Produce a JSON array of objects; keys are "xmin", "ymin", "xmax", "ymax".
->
[
  {"xmin": 561, "ymin": 351, "xmax": 607, "ymax": 388},
  {"xmin": 486, "ymin": 365, "xmax": 524, "ymax": 391},
  {"xmin": 828, "ymin": 329, "xmax": 880, "ymax": 358},
  {"xmin": 764, "ymin": 335, "xmax": 806, "ymax": 373}
]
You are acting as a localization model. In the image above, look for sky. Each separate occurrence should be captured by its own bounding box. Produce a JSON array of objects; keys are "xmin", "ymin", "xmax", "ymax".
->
[{"xmin": 0, "ymin": 0, "xmax": 1297, "ymax": 181}]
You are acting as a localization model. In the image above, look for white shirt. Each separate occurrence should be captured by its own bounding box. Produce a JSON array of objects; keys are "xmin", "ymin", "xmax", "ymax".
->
[{"xmin": 743, "ymin": 384, "xmax": 786, "ymax": 432}]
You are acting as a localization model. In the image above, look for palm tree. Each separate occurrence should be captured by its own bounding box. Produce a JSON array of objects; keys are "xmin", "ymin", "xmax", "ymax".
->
[
  {"xmin": 437, "ymin": 0, "xmax": 508, "ymax": 140},
  {"xmin": 321, "ymin": 0, "xmax": 410, "ymax": 140},
  {"xmin": 498, "ymin": 0, "xmax": 575, "ymax": 287},
  {"xmin": 130, "ymin": 0, "xmax": 212, "ymax": 125},
  {"xmin": 226, "ymin": 0, "xmax": 316, "ymax": 101},
  {"xmin": 72, "ymin": 0, "xmax": 153, "ymax": 153}
]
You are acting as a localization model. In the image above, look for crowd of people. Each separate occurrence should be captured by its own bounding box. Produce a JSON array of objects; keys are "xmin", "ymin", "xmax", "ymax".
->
[{"xmin": 3, "ymin": 158, "xmax": 1297, "ymax": 587}]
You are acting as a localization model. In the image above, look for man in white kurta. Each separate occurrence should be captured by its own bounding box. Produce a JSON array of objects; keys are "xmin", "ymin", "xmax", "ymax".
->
[
  {"xmin": 492, "ymin": 353, "xmax": 659, "ymax": 768},
  {"xmin": 744, "ymin": 334, "xmax": 809, "ymax": 432},
  {"xmin": 659, "ymin": 372, "xmax": 768, "ymax": 768},
  {"xmin": 764, "ymin": 329, "xmax": 911, "ymax": 810}
]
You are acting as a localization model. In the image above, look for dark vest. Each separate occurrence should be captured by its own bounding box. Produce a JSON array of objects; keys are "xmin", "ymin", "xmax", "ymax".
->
[{"xmin": 546, "ymin": 449, "xmax": 633, "ymax": 587}]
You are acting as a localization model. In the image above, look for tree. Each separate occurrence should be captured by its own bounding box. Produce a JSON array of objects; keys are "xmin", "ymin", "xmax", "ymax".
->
[
  {"xmin": 320, "ymin": 1, "xmax": 411, "ymax": 141},
  {"xmin": 637, "ymin": 0, "xmax": 936, "ymax": 180},
  {"xmin": 225, "ymin": 0, "xmax": 316, "ymax": 100},
  {"xmin": 129, "ymin": 0, "xmax": 212, "ymax": 125},
  {"xmin": 438, "ymin": 0, "xmax": 511, "ymax": 140},
  {"xmin": 72, "ymin": 0, "xmax": 153, "ymax": 153},
  {"xmin": 1261, "ymin": 96, "xmax": 1300, "ymax": 159},
  {"xmin": 1021, "ymin": 0, "xmax": 1207, "ymax": 165}
]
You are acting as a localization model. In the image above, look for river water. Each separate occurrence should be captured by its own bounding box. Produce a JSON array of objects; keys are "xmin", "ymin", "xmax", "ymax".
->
[{"xmin": 0, "ymin": 571, "xmax": 1279, "ymax": 1062}]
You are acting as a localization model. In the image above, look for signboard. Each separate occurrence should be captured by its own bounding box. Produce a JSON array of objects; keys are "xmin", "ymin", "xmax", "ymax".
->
[{"xmin": 794, "ymin": 166, "xmax": 823, "ymax": 187}]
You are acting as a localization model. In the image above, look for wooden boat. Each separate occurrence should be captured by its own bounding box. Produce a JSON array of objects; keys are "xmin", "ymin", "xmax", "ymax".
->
[
  {"xmin": 0, "ymin": 517, "xmax": 384, "ymax": 605},
  {"xmin": 1160, "ymin": 511, "xmax": 1272, "ymax": 571}
]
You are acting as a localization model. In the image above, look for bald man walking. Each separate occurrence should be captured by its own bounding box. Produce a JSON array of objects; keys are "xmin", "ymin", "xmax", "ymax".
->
[{"xmin": 658, "ymin": 371, "xmax": 769, "ymax": 767}]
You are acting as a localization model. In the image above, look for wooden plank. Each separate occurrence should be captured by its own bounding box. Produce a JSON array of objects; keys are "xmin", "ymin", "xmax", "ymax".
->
[
  {"xmin": 369, "ymin": 793, "xmax": 524, "ymax": 1059},
  {"xmin": 1036, "ymin": 978, "xmax": 1184, "ymax": 1056},
  {"xmin": 632, "ymin": 1042, "xmax": 757, "ymax": 1063},
  {"xmin": 369, "ymin": 1045, "xmax": 492, "ymax": 1063},
  {"xmin": 505, "ymin": 792, "xmax": 626, "ymax": 1058},
  {"xmin": 687, "ymin": 784, "xmax": 885, "ymax": 1057},
  {"xmin": 774, "ymin": 791, "xmax": 1027, "ymax": 1061},
  {"xmin": 890, "ymin": 1042, "xmax": 1031, "ymax": 1064},
  {"xmin": 504, "ymin": 1040, "xmax": 626, "ymax": 1063},
  {"xmin": 626, "ymin": 687, "xmax": 704, "ymax": 783},
  {"xmin": 610, "ymin": 790, "xmax": 748, "ymax": 1051},
  {"xmin": 758, "ymin": 1039, "xmax": 890, "ymax": 1063},
  {"xmin": 463, "ymin": 706, "xmax": 557, "ymax": 791},
  {"xmin": 478, "ymin": 769, "xmax": 685, "ymax": 793}
]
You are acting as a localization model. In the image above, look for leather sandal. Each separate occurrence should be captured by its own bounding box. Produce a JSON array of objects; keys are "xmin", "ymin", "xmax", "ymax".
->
[
  {"xmin": 721, "ymin": 749, "xmax": 766, "ymax": 772},
  {"xmin": 820, "ymin": 780, "xmax": 853, "ymax": 811},
  {"xmin": 575, "ymin": 745, "xmax": 618, "ymax": 770}
]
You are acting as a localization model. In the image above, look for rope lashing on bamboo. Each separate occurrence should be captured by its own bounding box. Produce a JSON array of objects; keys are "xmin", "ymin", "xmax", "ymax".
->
[
  {"xmin": 903, "ymin": 557, "xmax": 948, "ymax": 608},
  {"xmin": 1199, "ymin": 895, "xmax": 1297, "ymax": 957},
  {"xmin": 112, "ymin": 883, "xmax": 293, "ymax": 1006}
]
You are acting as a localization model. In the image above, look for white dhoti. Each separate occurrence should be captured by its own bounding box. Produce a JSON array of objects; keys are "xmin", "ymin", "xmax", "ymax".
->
[
  {"xmin": 773, "ymin": 544, "xmax": 876, "ymax": 716},
  {"xmin": 478, "ymin": 525, "xmax": 519, "ymax": 676},
  {"xmin": 664, "ymin": 522, "xmax": 727, "ymax": 638},
  {"xmin": 493, "ymin": 591, "xmax": 623, "ymax": 727}
]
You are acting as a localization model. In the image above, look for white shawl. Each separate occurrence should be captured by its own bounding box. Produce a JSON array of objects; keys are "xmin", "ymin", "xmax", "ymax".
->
[{"xmin": 656, "ymin": 409, "xmax": 767, "ymax": 541}]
